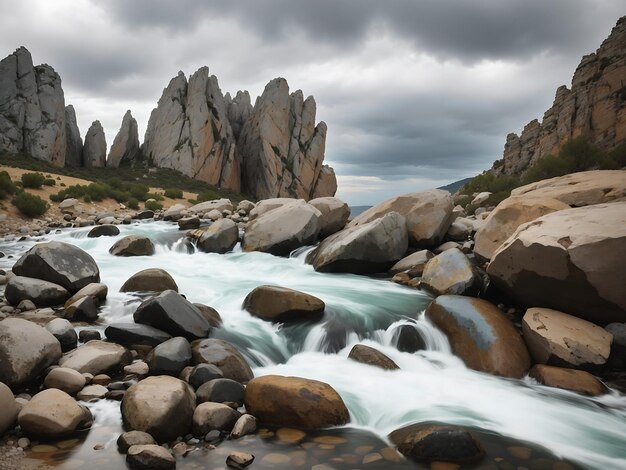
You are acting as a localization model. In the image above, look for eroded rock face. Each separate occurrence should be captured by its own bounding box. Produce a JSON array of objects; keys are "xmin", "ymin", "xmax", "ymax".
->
[
  {"xmin": 491, "ymin": 17, "xmax": 626, "ymax": 176},
  {"xmin": 306, "ymin": 211, "xmax": 408, "ymax": 274},
  {"xmin": 349, "ymin": 190, "xmax": 453, "ymax": 248},
  {"xmin": 122, "ymin": 376, "xmax": 196, "ymax": 443},
  {"xmin": 522, "ymin": 308, "xmax": 613, "ymax": 368},
  {"xmin": 107, "ymin": 110, "xmax": 140, "ymax": 168},
  {"xmin": 83, "ymin": 120, "xmax": 107, "ymax": 168},
  {"xmin": 488, "ymin": 202, "xmax": 626, "ymax": 324},
  {"xmin": 0, "ymin": 318, "xmax": 62, "ymax": 388},
  {"xmin": 64, "ymin": 105, "xmax": 83, "ymax": 167},
  {"xmin": 425, "ymin": 296, "xmax": 531, "ymax": 378},
  {"xmin": 244, "ymin": 375, "xmax": 350, "ymax": 429},
  {"xmin": 0, "ymin": 47, "xmax": 70, "ymax": 165}
]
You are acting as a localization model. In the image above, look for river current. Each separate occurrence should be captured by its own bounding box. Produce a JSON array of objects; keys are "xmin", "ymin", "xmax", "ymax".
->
[{"xmin": 1, "ymin": 221, "xmax": 625, "ymax": 469}]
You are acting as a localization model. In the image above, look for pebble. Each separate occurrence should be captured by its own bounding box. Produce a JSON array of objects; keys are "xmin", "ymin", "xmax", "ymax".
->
[
  {"xmin": 276, "ymin": 427, "xmax": 306, "ymax": 443},
  {"xmin": 17, "ymin": 438, "xmax": 30, "ymax": 449},
  {"xmin": 362, "ymin": 452, "xmax": 383, "ymax": 464},
  {"xmin": 226, "ymin": 452, "xmax": 255, "ymax": 468},
  {"xmin": 312, "ymin": 435, "xmax": 347, "ymax": 445},
  {"xmin": 508, "ymin": 446, "xmax": 532, "ymax": 460}
]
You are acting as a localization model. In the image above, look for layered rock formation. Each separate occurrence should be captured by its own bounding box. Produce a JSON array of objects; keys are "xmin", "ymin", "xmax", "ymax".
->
[
  {"xmin": 0, "ymin": 47, "xmax": 79, "ymax": 166},
  {"xmin": 83, "ymin": 120, "xmax": 107, "ymax": 168},
  {"xmin": 492, "ymin": 16, "xmax": 626, "ymax": 176},
  {"xmin": 107, "ymin": 110, "xmax": 140, "ymax": 168}
]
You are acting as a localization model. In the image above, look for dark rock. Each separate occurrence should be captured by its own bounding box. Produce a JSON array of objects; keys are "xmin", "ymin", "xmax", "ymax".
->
[
  {"xmin": 45, "ymin": 318, "xmax": 77, "ymax": 352},
  {"xmin": 147, "ymin": 337, "xmax": 192, "ymax": 376},
  {"xmin": 88, "ymin": 225, "xmax": 120, "ymax": 238},
  {"xmin": 134, "ymin": 290, "xmax": 211, "ymax": 340},
  {"xmin": 117, "ymin": 430, "xmax": 156, "ymax": 453},
  {"xmin": 348, "ymin": 344, "xmax": 399, "ymax": 370},
  {"xmin": 105, "ymin": 323, "xmax": 172, "ymax": 347},
  {"xmin": 63, "ymin": 295, "xmax": 98, "ymax": 322},
  {"xmin": 191, "ymin": 339, "xmax": 253, "ymax": 383},
  {"xmin": 178, "ymin": 217, "xmax": 200, "ymax": 230},
  {"xmin": 12, "ymin": 241, "xmax": 100, "ymax": 293},
  {"xmin": 109, "ymin": 236, "xmax": 155, "ymax": 257},
  {"xmin": 133, "ymin": 210, "xmax": 154, "ymax": 220},
  {"xmin": 395, "ymin": 325, "xmax": 426, "ymax": 353},
  {"xmin": 196, "ymin": 378, "xmax": 245, "ymax": 406},
  {"xmin": 5, "ymin": 276, "xmax": 70, "ymax": 307},
  {"xmin": 79, "ymin": 329, "xmax": 101, "ymax": 342},
  {"xmin": 189, "ymin": 364, "xmax": 224, "ymax": 389},
  {"xmin": 226, "ymin": 451, "xmax": 255, "ymax": 468},
  {"xmin": 188, "ymin": 219, "xmax": 239, "ymax": 254},
  {"xmin": 120, "ymin": 268, "xmax": 178, "ymax": 293}
]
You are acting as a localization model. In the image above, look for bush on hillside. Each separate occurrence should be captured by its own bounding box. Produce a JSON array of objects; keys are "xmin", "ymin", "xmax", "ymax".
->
[
  {"xmin": 145, "ymin": 199, "xmax": 163, "ymax": 211},
  {"xmin": 164, "ymin": 188, "xmax": 183, "ymax": 199},
  {"xmin": 0, "ymin": 171, "xmax": 16, "ymax": 199},
  {"xmin": 127, "ymin": 197, "xmax": 139, "ymax": 210},
  {"xmin": 43, "ymin": 178, "xmax": 56, "ymax": 186},
  {"xmin": 12, "ymin": 192, "xmax": 48, "ymax": 217},
  {"xmin": 21, "ymin": 172, "xmax": 46, "ymax": 189},
  {"xmin": 196, "ymin": 190, "xmax": 219, "ymax": 203}
]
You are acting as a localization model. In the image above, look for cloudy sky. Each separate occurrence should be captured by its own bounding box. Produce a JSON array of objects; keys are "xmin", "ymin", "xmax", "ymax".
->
[{"xmin": 0, "ymin": 1, "xmax": 622, "ymax": 204}]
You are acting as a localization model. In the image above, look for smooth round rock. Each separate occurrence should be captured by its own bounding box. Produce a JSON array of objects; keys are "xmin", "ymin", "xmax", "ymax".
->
[
  {"xmin": 109, "ymin": 236, "xmax": 155, "ymax": 257},
  {"xmin": 117, "ymin": 431, "xmax": 157, "ymax": 453},
  {"xmin": 242, "ymin": 285, "xmax": 325, "ymax": 322},
  {"xmin": 191, "ymin": 339, "xmax": 253, "ymax": 383},
  {"xmin": 18, "ymin": 389, "xmax": 92, "ymax": 437},
  {"xmin": 44, "ymin": 368, "xmax": 86, "ymax": 396},
  {"xmin": 196, "ymin": 378, "xmax": 244, "ymax": 406},
  {"xmin": 120, "ymin": 269, "xmax": 178, "ymax": 293},
  {"xmin": 126, "ymin": 444, "xmax": 175, "ymax": 469},
  {"xmin": 348, "ymin": 344, "xmax": 399, "ymax": 370},
  {"xmin": 192, "ymin": 402, "xmax": 239, "ymax": 435}
]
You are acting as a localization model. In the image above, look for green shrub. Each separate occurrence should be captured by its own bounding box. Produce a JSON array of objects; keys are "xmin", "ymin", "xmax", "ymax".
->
[
  {"xmin": 85, "ymin": 183, "xmax": 109, "ymax": 201},
  {"xmin": 196, "ymin": 190, "xmax": 219, "ymax": 202},
  {"xmin": 83, "ymin": 195, "xmax": 92, "ymax": 203},
  {"xmin": 43, "ymin": 178, "xmax": 56, "ymax": 186},
  {"xmin": 129, "ymin": 183, "xmax": 149, "ymax": 199},
  {"xmin": 164, "ymin": 188, "xmax": 183, "ymax": 199},
  {"xmin": 127, "ymin": 197, "xmax": 139, "ymax": 210},
  {"xmin": 109, "ymin": 189, "xmax": 129, "ymax": 203},
  {"xmin": 21, "ymin": 172, "xmax": 46, "ymax": 189},
  {"xmin": 0, "ymin": 171, "xmax": 16, "ymax": 199},
  {"xmin": 12, "ymin": 192, "xmax": 48, "ymax": 217},
  {"xmin": 107, "ymin": 177, "xmax": 125, "ymax": 190},
  {"xmin": 144, "ymin": 192, "xmax": 164, "ymax": 202},
  {"xmin": 145, "ymin": 199, "xmax": 163, "ymax": 211}
]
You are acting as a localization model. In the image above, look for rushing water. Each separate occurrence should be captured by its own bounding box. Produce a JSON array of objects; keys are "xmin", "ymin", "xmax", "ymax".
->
[{"xmin": 1, "ymin": 221, "xmax": 626, "ymax": 469}]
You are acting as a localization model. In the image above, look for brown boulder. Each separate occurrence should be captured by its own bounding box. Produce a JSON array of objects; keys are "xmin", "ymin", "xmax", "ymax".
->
[
  {"xmin": 120, "ymin": 268, "xmax": 178, "ymax": 293},
  {"xmin": 191, "ymin": 338, "xmax": 253, "ymax": 383},
  {"xmin": 348, "ymin": 344, "xmax": 399, "ymax": 370},
  {"xmin": 244, "ymin": 375, "xmax": 349, "ymax": 429},
  {"xmin": 529, "ymin": 364, "xmax": 607, "ymax": 396},
  {"xmin": 109, "ymin": 235, "xmax": 155, "ymax": 257},
  {"xmin": 420, "ymin": 248, "xmax": 481, "ymax": 296},
  {"xmin": 389, "ymin": 250, "xmax": 434, "ymax": 277},
  {"xmin": 425, "ymin": 296, "xmax": 530, "ymax": 378},
  {"xmin": 242, "ymin": 285, "xmax": 325, "ymax": 322}
]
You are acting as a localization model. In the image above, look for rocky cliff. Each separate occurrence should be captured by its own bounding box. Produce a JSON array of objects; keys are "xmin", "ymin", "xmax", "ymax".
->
[
  {"xmin": 0, "ymin": 47, "xmax": 79, "ymax": 166},
  {"xmin": 107, "ymin": 110, "xmax": 140, "ymax": 168},
  {"xmin": 492, "ymin": 16, "xmax": 626, "ymax": 176},
  {"xmin": 83, "ymin": 120, "xmax": 107, "ymax": 168}
]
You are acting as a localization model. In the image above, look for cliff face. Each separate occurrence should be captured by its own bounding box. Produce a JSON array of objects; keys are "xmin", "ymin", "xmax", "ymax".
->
[
  {"xmin": 0, "ymin": 47, "xmax": 76, "ymax": 166},
  {"xmin": 493, "ymin": 16, "xmax": 626, "ymax": 176},
  {"xmin": 107, "ymin": 110, "xmax": 140, "ymax": 168}
]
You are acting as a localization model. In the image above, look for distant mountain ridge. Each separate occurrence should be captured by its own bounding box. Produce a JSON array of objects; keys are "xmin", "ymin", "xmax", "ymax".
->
[{"xmin": 438, "ymin": 177, "xmax": 473, "ymax": 194}]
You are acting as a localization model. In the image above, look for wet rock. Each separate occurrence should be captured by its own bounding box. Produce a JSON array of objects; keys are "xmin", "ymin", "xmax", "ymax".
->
[
  {"xmin": 18, "ymin": 389, "xmax": 92, "ymax": 438},
  {"xmin": 420, "ymin": 248, "xmax": 480, "ymax": 296},
  {"xmin": 120, "ymin": 268, "xmax": 178, "ymax": 293},
  {"xmin": 389, "ymin": 423, "xmax": 485, "ymax": 464},
  {"xmin": 133, "ymin": 210, "xmax": 154, "ymax": 220},
  {"xmin": 306, "ymin": 211, "xmax": 408, "ymax": 274},
  {"xmin": 348, "ymin": 189, "xmax": 453, "ymax": 248},
  {"xmin": 64, "ymin": 282, "xmax": 108, "ymax": 308},
  {"xmin": 12, "ymin": 241, "xmax": 100, "ymax": 293},
  {"xmin": 348, "ymin": 344, "xmax": 399, "ymax": 370},
  {"xmin": 134, "ymin": 290, "xmax": 211, "ymax": 340},
  {"xmin": 389, "ymin": 250, "xmax": 434, "ymax": 277},
  {"xmin": 76, "ymin": 384, "xmax": 108, "ymax": 401},
  {"xmin": 243, "ymin": 285, "xmax": 325, "ymax": 322},
  {"xmin": 244, "ymin": 375, "xmax": 350, "ymax": 429},
  {"xmin": 109, "ymin": 236, "xmax": 155, "ymax": 257},
  {"xmin": 395, "ymin": 325, "xmax": 426, "ymax": 353},
  {"xmin": 488, "ymin": 202, "xmax": 626, "ymax": 324},
  {"xmin": 5, "ymin": 275, "xmax": 70, "ymax": 307},
  {"xmin": 230, "ymin": 414, "xmax": 257, "ymax": 439},
  {"xmin": 308, "ymin": 197, "xmax": 350, "ymax": 238},
  {"xmin": 196, "ymin": 378, "xmax": 245, "ymax": 406},
  {"xmin": 126, "ymin": 444, "xmax": 175, "ymax": 469},
  {"xmin": 226, "ymin": 451, "xmax": 255, "ymax": 468},
  {"xmin": 522, "ymin": 307, "xmax": 613, "ymax": 368},
  {"xmin": 147, "ymin": 337, "xmax": 192, "ymax": 376},
  {"xmin": 45, "ymin": 318, "xmax": 77, "ymax": 352},
  {"xmin": 58, "ymin": 340, "xmax": 132, "ymax": 375},
  {"xmin": 606, "ymin": 322, "xmax": 626, "ymax": 369},
  {"xmin": 192, "ymin": 402, "xmax": 239, "ymax": 434},
  {"xmin": 88, "ymin": 225, "xmax": 120, "ymax": 238},
  {"xmin": 44, "ymin": 367, "xmax": 86, "ymax": 395},
  {"xmin": 122, "ymin": 376, "xmax": 195, "ymax": 442},
  {"xmin": 178, "ymin": 217, "xmax": 200, "ymax": 230},
  {"xmin": 105, "ymin": 323, "xmax": 172, "ymax": 347},
  {"xmin": 242, "ymin": 200, "xmax": 321, "ymax": 256},
  {"xmin": 193, "ymin": 303, "xmax": 223, "ymax": 327},
  {"xmin": 79, "ymin": 330, "xmax": 101, "ymax": 342},
  {"xmin": 117, "ymin": 430, "xmax": 156, "ymax": 453},
  {"xmin": 191, "ymin": 339, "xmax": 253, "ymax": 383},
  {"xmin": 0, "ymin": 318, "xmax": 62, "ymax": 388},
  {"xmin": 425, "ymin": 296, "xmax": 531, "ymax": 378},
  {"xmin": 189, "ymin": 363, "xmax": 224, "ymax": 389},
  {"xmin": 63, "ymin": 295, "xmax": 98, "ymax": 322},
  {"xmin": 529, "ymin": 364, "xmax": 607, "ymax": 396},
  {"xmin": 188, "ymin": 218, "xmax": 239, "ymax": 254},
  {"xmin": 0, "ymin": 382, "xmax": 18, "ymax": 435}
]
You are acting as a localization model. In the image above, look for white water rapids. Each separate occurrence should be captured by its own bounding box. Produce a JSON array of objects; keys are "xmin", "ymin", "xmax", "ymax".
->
[{"xmin": 1, "ymin": 221, "xmax": 625, "ymax": 469}]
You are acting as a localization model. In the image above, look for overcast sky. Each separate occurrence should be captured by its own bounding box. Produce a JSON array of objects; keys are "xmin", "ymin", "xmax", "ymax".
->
[{"xmin": 0, "ymin": 1, "xmax": 622, "ymax": 204}]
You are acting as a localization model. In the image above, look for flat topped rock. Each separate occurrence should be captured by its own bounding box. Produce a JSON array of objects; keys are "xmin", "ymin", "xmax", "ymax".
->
[{"xmin": 58, "ymin": 340, "xmax": 132, "ymax": 375}]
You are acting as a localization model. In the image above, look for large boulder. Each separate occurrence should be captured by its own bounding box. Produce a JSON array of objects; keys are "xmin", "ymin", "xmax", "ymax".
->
[
  {"xmin": 529, "ymin": 364, "xmax": 607, "ymax": 396},
  {"xmin": 109, "ymin": 236, "xmax": 155, "ymax": 257},
  {"xmin": 121, "ymin": 376, "xmax": 195, "ymax": 442},
  {"xmin": 242, "ymin": 285, "xmax": 325, "ymax": 322},
  {"xmin": 248, "ymin": 198, "xmax": 292, "ymax": 220},
  {"xmin": 308, "ymin": 197, "xmax": 350, "ymax": 238},
  {"xmin": 105, "ymin": 323, "xmax": 172, "ymax": 347},
  {"xmin": 12, "ymin": 241, "xmax": 100, "ymax": 293},
  {"xmin": 5, "ymin": 275, "xmax": 70, "ymax": 307},
  {"xmin": 188, "ymin": 218, "xmax": 239, "ymax": 254},
  {"xmin": 488, "ymin": 202, "xmax": 626, "ymax": 324},
  {"xmin": 187, "ymin": 199, "xmax": 233, "ymax": 215},
  {"xmin": 306, "ymin": 211, "xmax": 408, "ymax": 274},
  {"xmin": 348, "ymin": 190, "xmax": 454, "ymax": 248},
  {"xmin": 146, "ymin": 337, "xmax": 192, "ymax": 376},
  {"xmin": 425, "ymin": 296, "xmax": 531, "ymax": 378},
  {"xmin": 242, "ymin": 200, "xmax": 321, "ymax": 256},
  {"xmin": 348, "ymin": 344, "xmax": 399, "ymax": 370},
  {"xmin": 120, "ymin": 269, "xmax": 178, "ymax": 293},
  {"xmin": 473, "ymin": 196, "xmax": 569, "ymax": 261},
  {"xmin": 0, "ymin": 382, "xmax": 18, "ymax": 436},
  {"xmin": 389, "ymin": 250, "xmax": 434, "ymax": 276},
  {"xmin": 133, "ymin": 290, "xmax": 211, "ymax": 340},
  {"xmin": 58, "ymin": 340, "xmax": 132, "ymax": 375},
  {"xmin": 244, "ymin": 375, "xmax": 349, "ymax": 429},
  {"xmin": 18, "ymin": 389, "xmax": 92, "ymax": 438},
  {"xmin": 420, "ymin": 248, "xmax": 481, "ymax": 296},
  {"xmin": 522, "ymin": 308, "xmax": 613, "ymax": 368},
  {"xmin": 0, "ymin": 318, "xmax": 62, "ymax": 388},
  {"xmin": 191, "ymin": 339, "xmax": 253, "ymax": 383}
]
